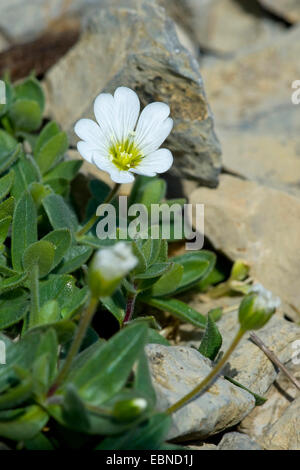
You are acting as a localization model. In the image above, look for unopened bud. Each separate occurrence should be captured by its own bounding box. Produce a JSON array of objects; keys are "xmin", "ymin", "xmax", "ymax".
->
[
  {"xmin": 88, "ymin": 242, "xmax": 138, "ymax": 298},
  {"xmin": 239, "ymin": 283, "xmax": 281, "ymax": 331},
  {"xmin": 113, "ymin": 398, "xmax": 147, "ymax": 422}
]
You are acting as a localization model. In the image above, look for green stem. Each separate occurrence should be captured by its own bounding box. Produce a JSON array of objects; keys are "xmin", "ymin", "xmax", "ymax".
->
[
  {"xmin": 29, "ymin": 264, "xmax": 40, "ymax": 329},
  {"xmin": 166, "ymin": 327, "xmax": 245, "ymax": 415},
  {"xmin": 48, "ymin": 296, "xmax": 98, "ymax": 396},
  {"xmin": 76, "ymin": 183, "xmax": 121, "ymax": 237}
]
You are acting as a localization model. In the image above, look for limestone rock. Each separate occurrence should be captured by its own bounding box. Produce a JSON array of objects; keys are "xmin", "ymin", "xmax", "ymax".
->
[
  {"xmin": 0, "ymin": 0, "xmax": 100, "ymax": 43},
  {"xmin": 240, "ymin": 360, "xmax": 300, "ymax": 441},
  {"xmin": 263, "ymin": 397, "xmax": 300, "ymax": 450},
  {"xmin": 217, "ymin": 310, "xmax": 300, "ymax": 395},
  {"xmin": 146, "ymin": 344, "xmax": 255, "ymax": 441},
  {"xmin": 190, "ymin": 174, "xmax": 300, "ymax": 317},
  {"xmin": 218, "ymin": 432, "xmax": 262, "ymax": 450},
  {"xmin": 259, "ymin": 0, "xmax": 300, "ymax": 24},
  {"xmin": 160, "ymin": 0, "xmax": 284, "ymax": 55},
  {"xmin": 202, "ymin": 26, "xmax": 300, "ymax": 194},
  {"xmin": 44, "ymin": 0, "xmax": 221, "ymax": 186}
]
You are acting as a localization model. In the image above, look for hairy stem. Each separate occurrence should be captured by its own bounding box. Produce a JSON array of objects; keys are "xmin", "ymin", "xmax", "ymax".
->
[
  {"xmin": 28, "ymin": 264, "xmax": 40, "ymax": 329},
  {"xmin": 166, "ymin": 328, "xmax": 245, "ymax": 415},
  {"xmin": 48, "ymin": 296, "xmax": 98, "ymax": 396},
  {"xmin": 123, "ymin": 292, "xmax": 137, "ymax": 325},
  {"xmin": 76, "ymin": 183, "xmax": 121, "ymax": 237}
]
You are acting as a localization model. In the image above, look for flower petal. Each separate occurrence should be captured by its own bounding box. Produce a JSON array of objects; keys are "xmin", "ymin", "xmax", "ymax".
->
[
  {"xmin": 114, "ymin": 87, "xmax": 140, "ymax": 141},
  {"xmin": 132, "ymin": 148, "xmax": 173, "ymax": 176},
  {"xmin": 109, "ymin": 168, "xmax": 135, "ymax": 184},
  {"xmin": 135, "ymin": 102, "xmax": 173, "ymax": 155},
  {"xmin": 94, "ymin": 87, "xmax": 140, "ymax": 145},
  {"xmin": 74, "ymin": 119, "xmax": 108, "ymax": 154}
]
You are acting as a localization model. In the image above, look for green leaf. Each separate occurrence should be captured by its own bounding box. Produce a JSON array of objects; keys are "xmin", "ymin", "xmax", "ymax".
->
[
  {"xmin": 27, "ymin": 319, "xmax": 76, "ymax": 344},
  {"xmin": 9, "ymin": 99, "xmax": 42, "ymax": 132},
  {"xmin": 137, "ymin": 178, "xmax": 166, "ymax": 208},
  {"xmin": 147, "ymin": 328, "xmax": 170, "ymax": 346},
  {"xmin": 134, "ymin": 262, "xmax": 171, "ymax": 280},
  {"xmin": 34, "ymin": 121, "xmax": 60, "ymax": 157},
  {"xmin": 32, "ymin": 328, "xmax": 58, "ymax": 392},
  {"xmin": 0, "ymin": 289, "xmax": 29, "ymax": 329},
  {"xmin": 171, "ymin": 251, "xmax": 216, "ymax": 294},
  {"xmin": 61, "ymin": 287, "xmax": 89, "ymax": 320},
  {"xmin": 89, "ymin": 179, "xmax": 111, "ymax": 203},
  {"xmin": 198, "ymin": 313, "xmax": 222, "ymax": 361},
  {"xmin": 0, "ymin": 374, "xmax": 33, "ymax": 411},
  {"xmin": 12, "ymin": 191, "xmax": 37, "ymax": 271},
  {"xmin": 61, "ymin": 384, "xmax": 91, "ymax": 433},
  {"xmin": 0, "ymin": 129, "xmax": 18, "ymax": 162},
  {"xmin": 14, "ymin": 76, "xmax": 45, "ymax": 112},
  {"xmin": 0, "ymin": 405, "xmax": 48, "ymax": 441},
  {"xmin": 132, "ymin": 240, "xmax": 147, "ymax": 274},
  {"xmin": 0, "ymin": 272, "xmax": 28, "ymax": 294},
  {"xmin": 42, "ymin": 193, "xmax": 78, "ymax": 232},
  {"xmin": 144, "ymin": 297, "xmax": 206, "ymax": 329},
  {"xmin": 44, "ymin": 160, "xmax": 82, "ymax": 182},
  {"xmin": 35, "ymin": 132, "xmax": 68, "ymax": 175},
  {"xmin": 30, "ymin": 182, "xmax": 52, "ymax": 207},
  {"xmin": 0, "ymin": 196, "xmax": 14, "ymax": 220},
  {"xmin": 134, "ymin": 350, "xmax": 156, "ymax": 408},
  {"xmin": 42, "ymin": 229, "xmax": 72, "ymax": 270},
  {"xmin": 224, "ymin": 376, "xmax": 267, "ymax": 406},
  {"xmin": 0, "ymin": 171, "xmax": 14, "ymax": 200},
  {"xmin": 155, "ymin": 239, "xmax": 168, "ymax": 263},
  {"xmin": 148, "ymin": 262, "xmax": 183, "ymax": 297},
  {"xmin": 100, "ymin": 289, "xmax": 126, "ymax": 325},
  {"xmin": 0, "ymin": 79, "xmax": 14, "ymax": 118},
  {"xmin": 55, "ymin": 245, "xmax": 92, "ymax": 274},
  {"xmin": 11, "ymin": 153, "xmax": 41, "ymax": 200},
  {"xmin": 23, "ymin": 240, "xmax": 55, "ymax": 278},
  {"xmin": 68, "ymin": 322, "xmax": 148, "ymax": 405},
  {"xmin": 0, "ymin": 216, "xmax": 12, "ymax": 244},
  {"xmin": 38, "ymin": 300, "xmax": 60, "ymax": 325},
  {"xmin": 97, "ymin": 413, "xmax": 171, "ymax": 450},
  {"xmin": 0, "ymin": 331, "xmax": 42, "ymax": 392},
  {"xmin": 24, "ymin": 432, "xmax": 55, "ymax": 450}
]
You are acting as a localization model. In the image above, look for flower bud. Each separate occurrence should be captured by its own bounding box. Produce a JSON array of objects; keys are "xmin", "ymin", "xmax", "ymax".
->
[
  {"xmin": 113, "ymin": 398, "xmax": 147, "ymax": 422},
  {"xmin": 88, "ymin": 242, "xmax": 138, "ymax": 298},
  {"xmin": 238, "ymin": 283, "xmax": 281, "ymax": 331}
]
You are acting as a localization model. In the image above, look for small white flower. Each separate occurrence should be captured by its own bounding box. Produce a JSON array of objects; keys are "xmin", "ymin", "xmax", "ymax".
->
[
  {"xmin": 92, "ymin": 242, "xmax": 138, "ymax": 281},
  {"xmin": 74, "ymin": 87, "xmax": 173, "ymax": 183},
  {"xmin": 250, "ymin": 283, "xmax": 281, "ymax": 311}
]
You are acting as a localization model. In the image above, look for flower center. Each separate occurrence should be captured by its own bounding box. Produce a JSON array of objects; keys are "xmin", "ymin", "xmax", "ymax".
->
[{"xmin": 109, "ymin": 137, "xmax": 143, "ymax": 171}]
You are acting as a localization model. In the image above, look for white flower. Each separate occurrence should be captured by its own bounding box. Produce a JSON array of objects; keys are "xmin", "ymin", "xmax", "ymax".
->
[
  {"xmin": 250, "ymin": 283, "xmax": 281, "ymax": 311},
  {"xmin": 74, "ymin": 87, "xmax": 173, "ymax": 184},
  {"xmin": 92, "ymin": 242, "xmax": 138, "ymax": 281}
]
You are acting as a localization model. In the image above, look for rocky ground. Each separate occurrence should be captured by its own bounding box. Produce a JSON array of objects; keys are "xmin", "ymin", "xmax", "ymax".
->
[{"xmin": 1, "ymin": 0, "xmax": 300, "ymax": 450}]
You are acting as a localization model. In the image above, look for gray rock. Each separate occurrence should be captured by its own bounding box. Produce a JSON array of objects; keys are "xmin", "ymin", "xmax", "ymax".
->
[
  {"xmin": 160, "ymin": 0, "xmax": 285, "ymax": 55},
  {"xmin": 202, "ymin": 26, "xmax": 300, "ymax": 195},
  {"xmin": 217, "ymin": 310, "xmax": 300, "ymax": 395},
  {"xmin": 218, "ymin": 432, "xmax": 262, "ymax": 450},
  {"xmin": 190, "ymin": 174, "xmax": 300, "ymax": 319},
  {"xmin": 262, "ymin": 396, "xmax": 300, "ymax": 450},
  {"xmin": 146, "ymin": 344, "xmax": 255, "ymax": 441},
  {"xmin": 259, "ymin": 0, "xmax": 300, "ymax": 24},
  {"xmin": 240, "ymin": 360, "xmax": 300, "ymax": 441},
  {"xmin": 44, "ymin": 0, "xmax": 221, "ymax": 186},
  {"xmin": 0, "ymin": 0, "xmax": 101, "ymax": 42}
]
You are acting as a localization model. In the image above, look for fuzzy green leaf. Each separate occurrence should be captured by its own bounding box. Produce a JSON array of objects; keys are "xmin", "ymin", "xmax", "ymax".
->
[
  {"xmin": 198, "ymin": 313, "xmax": 222, "ymax": 361},
  {"xmin": 12, "ymin": 191, "xmax": 37, "ymax": 271}
]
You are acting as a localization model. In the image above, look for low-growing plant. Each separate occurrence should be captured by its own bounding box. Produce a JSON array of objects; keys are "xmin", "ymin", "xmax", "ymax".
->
[{"xmin": 0, "ymin": 77, "xmax": 278, "ymax": 449}]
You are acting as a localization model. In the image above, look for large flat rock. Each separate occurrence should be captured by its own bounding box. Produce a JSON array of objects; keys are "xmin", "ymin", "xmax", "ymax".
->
[
  {"xmin": 202, "ymin": 26, "xmax": 300, "ymax": 194},
  {"xmin": 146, "ymin": 344, "xmax": 255, "ymax": 440},
  {"xmin": 44, "ymin": 0, "xmax": 221, "ymax": 186},
  {"xmin": 190, "ymin": 174, "xmax": 300, "ymax": 315}
]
